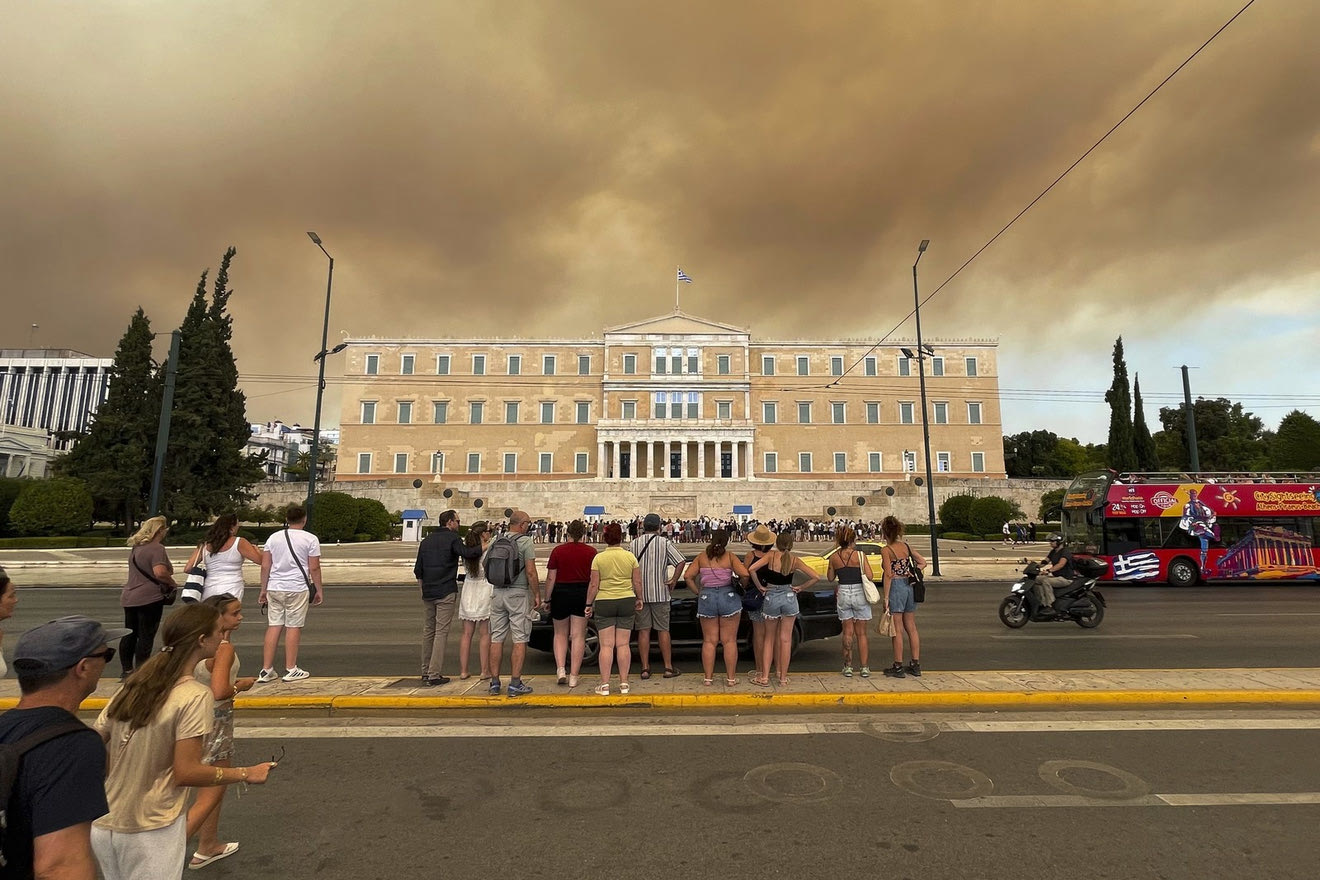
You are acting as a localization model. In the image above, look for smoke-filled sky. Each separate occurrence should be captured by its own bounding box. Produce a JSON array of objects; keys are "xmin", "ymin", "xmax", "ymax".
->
[{"xmin": 3, "ymin": 1, "xmax": 1317, "ymax": 443}]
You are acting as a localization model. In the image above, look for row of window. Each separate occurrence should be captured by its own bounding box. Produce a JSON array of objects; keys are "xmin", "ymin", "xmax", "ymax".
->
[
  {"xmin": 357, "ymin": 449, "xmax": 988, "ymax": 475},
  {"xmin": 363, "ymin": 352, "xmax": 984, "ymax": 378},
  {"xmin": 359, "ymin": 398, "xmax": 985, "ymax": 426}
]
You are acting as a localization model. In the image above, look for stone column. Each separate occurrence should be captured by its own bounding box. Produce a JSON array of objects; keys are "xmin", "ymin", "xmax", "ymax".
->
[
  {"xmin": 732, "ymin": 441, "xmax": 741, "ymax": 479},
  {"xmin": 679, "ymin": 439, "xmax": 688, "ymax": 480},
  {"xmin": 697, "ymin": 440, "xmax": 706, "ymax": 479},
  {"xmin": 612, "ymin": 441, "xmax": 622, "ymax": 481},
  {"xmin": 597, "ymin": 441, "xmax": 606, "ymax": 478},
  {"xmin": 747, "ymin": 436, "xmax": 755, "ymax": 481},
  {"xmin": 662, "ymin": 440, "xmax": 671, "ymax": 480}
]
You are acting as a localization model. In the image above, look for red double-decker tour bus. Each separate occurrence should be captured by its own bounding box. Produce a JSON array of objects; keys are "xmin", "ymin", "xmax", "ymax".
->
[{"xmin": 1060, "ymin": 470, "xmax": 1320, "ymax": 586}]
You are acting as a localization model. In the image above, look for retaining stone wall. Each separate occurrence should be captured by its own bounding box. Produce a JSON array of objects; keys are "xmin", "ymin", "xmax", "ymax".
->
[{"xmin": 256, "ymin": 477, "xmax": 1066, "ymax": 523}]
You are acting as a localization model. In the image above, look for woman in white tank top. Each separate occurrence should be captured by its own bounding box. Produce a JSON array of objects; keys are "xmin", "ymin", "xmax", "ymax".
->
[{"xmin": 187, "ymin": 515, "xmax": 263, "ymax": 602}]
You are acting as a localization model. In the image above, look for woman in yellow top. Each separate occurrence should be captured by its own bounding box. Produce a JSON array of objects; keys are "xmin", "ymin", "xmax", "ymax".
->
[{"xmin": 586, "ymin": 523, "xmax": 642, "ymax": 696}]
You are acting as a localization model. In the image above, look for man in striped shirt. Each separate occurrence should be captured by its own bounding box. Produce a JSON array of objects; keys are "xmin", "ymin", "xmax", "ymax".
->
[{"xmin": 629, "ymin": 513, "xmax": 688, "ymax": 679}]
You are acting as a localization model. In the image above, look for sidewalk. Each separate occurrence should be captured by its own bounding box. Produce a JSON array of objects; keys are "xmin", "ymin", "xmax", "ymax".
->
[
  {"xmin": 6, "ymin": 668, "xmax": 1318, "ymax": 714},
  {"xmin": 0, "ymin": 556, "xmax": 1028, "ymax": 587}
]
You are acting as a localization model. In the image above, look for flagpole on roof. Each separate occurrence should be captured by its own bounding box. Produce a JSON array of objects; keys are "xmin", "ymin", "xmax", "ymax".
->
[{"xmin": 675, "ymin": 265, "xmax": 680, "ymax": 313}]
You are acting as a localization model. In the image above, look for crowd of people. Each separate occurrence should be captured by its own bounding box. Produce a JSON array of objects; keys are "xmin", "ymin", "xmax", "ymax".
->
[
  {"xmin": 515, "ymin": 516, "xmax": 897, "ymax": 545},
  {"xmin": 0, "ymin": 503, "xmax": 928, "ymax": 878}
]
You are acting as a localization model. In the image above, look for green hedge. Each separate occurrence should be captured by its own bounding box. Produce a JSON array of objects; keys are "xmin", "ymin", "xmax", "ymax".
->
[{"xmin": 0, "ymin": 536, "xmax": 119, "ymax": 549}]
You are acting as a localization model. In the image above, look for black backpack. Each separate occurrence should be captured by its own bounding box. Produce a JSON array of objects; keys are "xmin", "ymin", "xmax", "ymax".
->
[
  {"xmin": 483, "ymin": 534, "xmax": 525, "ymax": 587},
  {"xmin": 1, "ymin": 719, "xmax": 90, "ymax": 867}
]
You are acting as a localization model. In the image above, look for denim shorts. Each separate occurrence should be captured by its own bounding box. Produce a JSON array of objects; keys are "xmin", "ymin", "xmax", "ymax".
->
[
  {"xmin": 888, "ymin": 577, "xmax": 916, "ymax": 614},
  {"xmin": 761, "ymin": 591, "xmax": 799, "ymax": 619},
  {"xmin": 836, "ymin": 584, "xmax": 873, "ymax": 621},
  {"xmin": 697, "ymin": 587, "xmax": 742, "ymax": 618}
]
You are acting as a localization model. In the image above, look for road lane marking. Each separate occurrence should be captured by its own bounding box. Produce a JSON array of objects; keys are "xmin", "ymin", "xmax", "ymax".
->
[
  {"xmin": 991, "ymin": 634, "xmax": 1198, "ymax": 640},
  {"xmin": 952, "ymin": 793, "xmax": 1320, "ymax": 808},
  {"xmin": 1216, "ymin": 612, "xmax": 1320, "ymax": 617},
  {"xmin": 960, "ymin": 718, "xmax": 1320, "ymax": 732},
  {"xmin": 233, "ymin": 715, "xmax": 1320, "ymax": 739}
]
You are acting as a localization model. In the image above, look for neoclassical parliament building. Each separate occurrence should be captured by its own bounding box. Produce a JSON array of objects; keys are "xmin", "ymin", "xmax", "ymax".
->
[{"xmin": 334, "ymin": 313, "xmax": 1006, "ymax": 518}]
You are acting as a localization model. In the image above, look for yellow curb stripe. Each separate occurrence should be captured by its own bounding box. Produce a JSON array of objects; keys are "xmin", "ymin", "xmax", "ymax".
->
[{"xmin": 6, "ymin": 690, "xmax": 1320, "ymax": 714}]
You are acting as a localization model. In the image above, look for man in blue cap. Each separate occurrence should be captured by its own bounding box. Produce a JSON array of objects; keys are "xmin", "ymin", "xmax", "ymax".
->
[{"xmin": 0, "ymin": 616, "xmax": 128, "ymax": 880}]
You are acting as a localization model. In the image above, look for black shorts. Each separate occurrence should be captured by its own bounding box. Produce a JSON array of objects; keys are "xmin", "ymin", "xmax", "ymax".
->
[{"xmin": 550, "ymin": 582, "xmax": 588, "ymax": 620}]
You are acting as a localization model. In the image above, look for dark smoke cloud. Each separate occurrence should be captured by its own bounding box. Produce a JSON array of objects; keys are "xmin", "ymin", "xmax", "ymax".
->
[{"xmin": 1, "ymin": 1, "xmax": 1315, "ymax": 437}]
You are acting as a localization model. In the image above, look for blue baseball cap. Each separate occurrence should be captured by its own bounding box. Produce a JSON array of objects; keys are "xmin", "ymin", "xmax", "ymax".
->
[{"xmin": 13, "ymin": 616, "xmax": 131, "ymax": 674}]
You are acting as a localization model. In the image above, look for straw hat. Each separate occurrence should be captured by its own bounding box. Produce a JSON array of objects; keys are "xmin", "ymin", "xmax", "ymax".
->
[{"xmin": 746, "ymin": 525, "xmax": 776, "ymax": 546}]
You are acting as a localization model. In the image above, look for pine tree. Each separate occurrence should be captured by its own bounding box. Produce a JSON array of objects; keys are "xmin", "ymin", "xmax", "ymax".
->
[
  {"xmin": 1105, "ymin": 337, "xmax": 1139, "ymax": 472},
  {"xmin": 54, "ymin": 309, "xmax": 161, "ymax": 532},
  {"xmin": 160, "ymin": 248, "xmax": 265, "ymax": 523},
  {"xmin": 1132, "ymin": 372, "xmax": 1160, "ymax": 471}
]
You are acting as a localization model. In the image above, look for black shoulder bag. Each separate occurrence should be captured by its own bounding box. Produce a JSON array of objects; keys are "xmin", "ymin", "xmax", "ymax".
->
[
  {"xmin": 284, "ymin": 529, "xmax": 319, "ymax": 602},
  {"xmin": 131, "ymin": 547, "xmax": 178, "ymax": 606},
  {"xmin": 904, "ymin": 542, "xmax": 926, "ymax": 603}
]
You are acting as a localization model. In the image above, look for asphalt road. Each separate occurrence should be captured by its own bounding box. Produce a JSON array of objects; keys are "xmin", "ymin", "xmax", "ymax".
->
[
  {"xmin": 8, "ymin": 582, "xmax": 1320, "ymax": 676},
  {"xmin": 183, "ymin": 713, "xmax": 1320, "ymax": 879}
]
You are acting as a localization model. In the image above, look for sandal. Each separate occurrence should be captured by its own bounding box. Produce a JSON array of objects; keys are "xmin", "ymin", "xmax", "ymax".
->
[
  {"xmin": 777, "ymin": 677, "xmax": 789, "ymax": 686},
  {"xmin": 663, "ymin": 667, "xmax": 682, "ymax": 678},
  {"xmin": 703, "ymin": 677, "xmax": 714, "ymax": 687},
  {"xmin": 620, "ymin": 682, "xmax": 631, "ymax": 694},
  {"xmin": 639, "ymin": 668, "xmax": 651, "ymax": 680},
  {"xmin": 190, "ymin": 842, "xmax": 239, "ymax": 870},
  {"xmin": 593, "ymin": 683, "xmax": 610, "ymax": 696},
  {"xmin": 725, "ymin": 678, "xmax": 738, "ymax": 686},
  {"xmin": 750, "ymin": 676, "xmax": 771, "ymax": 688}
]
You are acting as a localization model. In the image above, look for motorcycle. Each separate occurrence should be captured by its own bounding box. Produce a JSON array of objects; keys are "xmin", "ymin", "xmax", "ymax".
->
[{"xmin": 998, "ymin": 557, "xmax": 1107, "ymax": 629}]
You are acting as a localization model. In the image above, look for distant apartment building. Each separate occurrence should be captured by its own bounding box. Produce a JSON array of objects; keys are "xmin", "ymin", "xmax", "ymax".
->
[
  {"xmin": 335, "ymin": 312, "xmax": 1006, "ymax": 484},
  {"xmin": 246, "ymin": 421, "xmax": 339, "ymax": 482},
  {"xmin": 0, "ymin": 349, "xmax": 113, "ymax": 450}
]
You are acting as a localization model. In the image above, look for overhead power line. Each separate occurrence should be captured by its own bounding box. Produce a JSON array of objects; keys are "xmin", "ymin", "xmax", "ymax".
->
[{"xmin": 829, "ymin": 0, "xmax": 1260, "ymax": 386}]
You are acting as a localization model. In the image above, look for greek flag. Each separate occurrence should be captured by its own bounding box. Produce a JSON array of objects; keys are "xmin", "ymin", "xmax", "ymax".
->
[
  {"xmin": 1111, "ymin": 551, "xmax": 1161, "ymax": 581},
  {"xmin": 677, "ymin": 268, "xmax": 694, "ymax": 283}
]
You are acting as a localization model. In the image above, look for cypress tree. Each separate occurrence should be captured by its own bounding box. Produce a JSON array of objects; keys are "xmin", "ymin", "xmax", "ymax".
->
[
  {"xmin": 1105, "ymin": 337, "xmax": 1139, "ymax": 472},
  {"xmin": 160, "ymin": 248, "xmax": 265, "ymax": 523},
  {"xmin": 54, "ymin": 308, "xmax": 161, "ymax": 532},
  {"xmin": 1132, "ymin": 372, "xmax": 1160, "ymax": 471}
]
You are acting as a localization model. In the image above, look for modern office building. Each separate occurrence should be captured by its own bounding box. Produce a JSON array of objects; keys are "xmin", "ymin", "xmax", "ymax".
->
[
  {"xmin": 335, "ymin": 312, "xmax": 1006, "ymax": 489},
  {"xmin": 0, "ymin": 349, "xmax": 113, "ymax": 450}
]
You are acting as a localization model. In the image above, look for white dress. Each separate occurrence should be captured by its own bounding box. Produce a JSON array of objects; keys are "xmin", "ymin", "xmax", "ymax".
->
[
  {"xmin": 202, "ymin": 540, "xmax": 247, "ymax": 601},
  {"xmin": 458, "ymin": 551, "xmax": 492, "ymax": 621}
]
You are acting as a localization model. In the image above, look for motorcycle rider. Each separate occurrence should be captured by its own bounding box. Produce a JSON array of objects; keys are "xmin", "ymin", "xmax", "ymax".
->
[{"xmin": 1035, "ymin": 534, "xmax": 1075, "ymax": 615}]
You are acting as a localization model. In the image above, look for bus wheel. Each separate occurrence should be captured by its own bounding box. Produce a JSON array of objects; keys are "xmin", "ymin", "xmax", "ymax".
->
[{"xmin": 1167, "ymin": 558, "xmax": 1200, "ymax": 587}]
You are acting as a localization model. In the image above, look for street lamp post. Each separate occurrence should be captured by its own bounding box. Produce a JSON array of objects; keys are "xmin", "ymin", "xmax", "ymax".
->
[
  {"xmin": 912, "ymin": 239, "xmax": 941, "ymax": 576},
  {"xmin": 306, "ymin": 232, "xmax": 334, "ymax": 531}
]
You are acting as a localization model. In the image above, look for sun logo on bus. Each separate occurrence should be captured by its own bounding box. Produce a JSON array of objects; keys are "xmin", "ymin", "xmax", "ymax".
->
[{"xmin": 1218, "ymin": 489, "xmax": 1240, "ymax": 510}]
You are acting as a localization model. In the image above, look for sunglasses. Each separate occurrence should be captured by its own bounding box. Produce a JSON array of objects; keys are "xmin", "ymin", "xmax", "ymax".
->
[{"xmin": 86, "ymin": 647, "xmax": 116, "ymax": 663}]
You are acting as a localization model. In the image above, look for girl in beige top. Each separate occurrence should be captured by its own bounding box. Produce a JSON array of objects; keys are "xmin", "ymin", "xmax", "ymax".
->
[{"xmin": 92, "ymin": 604, "xmax": 275, "ymax": 880}]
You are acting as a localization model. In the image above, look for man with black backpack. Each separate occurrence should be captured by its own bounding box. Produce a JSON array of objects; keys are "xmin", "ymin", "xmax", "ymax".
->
[
  {"xmin": 485, "ymin": 510, "xmax": 540, "ymax": 697},
  {"xmin": 1, "ymin": 616, "xmax": 128, "ymax": 879}
]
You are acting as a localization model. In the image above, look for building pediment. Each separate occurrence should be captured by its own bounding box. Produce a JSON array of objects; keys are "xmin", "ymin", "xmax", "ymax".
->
[{"xmin": 604, "ymin": 311, "xmax": 748, "ymax": 338}]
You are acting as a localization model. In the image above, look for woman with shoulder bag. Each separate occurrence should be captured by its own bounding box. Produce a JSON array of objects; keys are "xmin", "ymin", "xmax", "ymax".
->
[
  {"xmin": 92, "ymin": 604, "xmax": 275, "ymax": 880},
  {"xmin": 186, "ymin": 514, "xmax": 263, "ymax": 603},
  {"xmin": 121, "ymin": 517, "xmax": 179, "ymax": 679},
  {"xmin": 880, "ymin": 516, "xmax": 927, "ymax": 678}
]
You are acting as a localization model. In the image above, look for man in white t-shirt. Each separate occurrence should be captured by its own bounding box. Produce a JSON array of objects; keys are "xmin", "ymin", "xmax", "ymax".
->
[{"xmin": 256, "ymin": 505, "xmax": 323, "ymax": 683}]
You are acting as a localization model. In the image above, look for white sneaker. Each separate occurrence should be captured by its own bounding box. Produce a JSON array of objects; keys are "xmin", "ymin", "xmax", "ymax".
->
[
  {"xmin": 255, "ymin": 668, "xmax": 280, "ymax": 684},
  {"xmin": 282, "ymin": 667, "xmax": 310, "ymax": 682}
]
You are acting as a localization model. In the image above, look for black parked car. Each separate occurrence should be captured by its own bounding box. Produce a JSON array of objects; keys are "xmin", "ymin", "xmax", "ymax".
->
[{"xmin": 528, "ymin": 568, "xmax": 842, "ymax": 665}]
